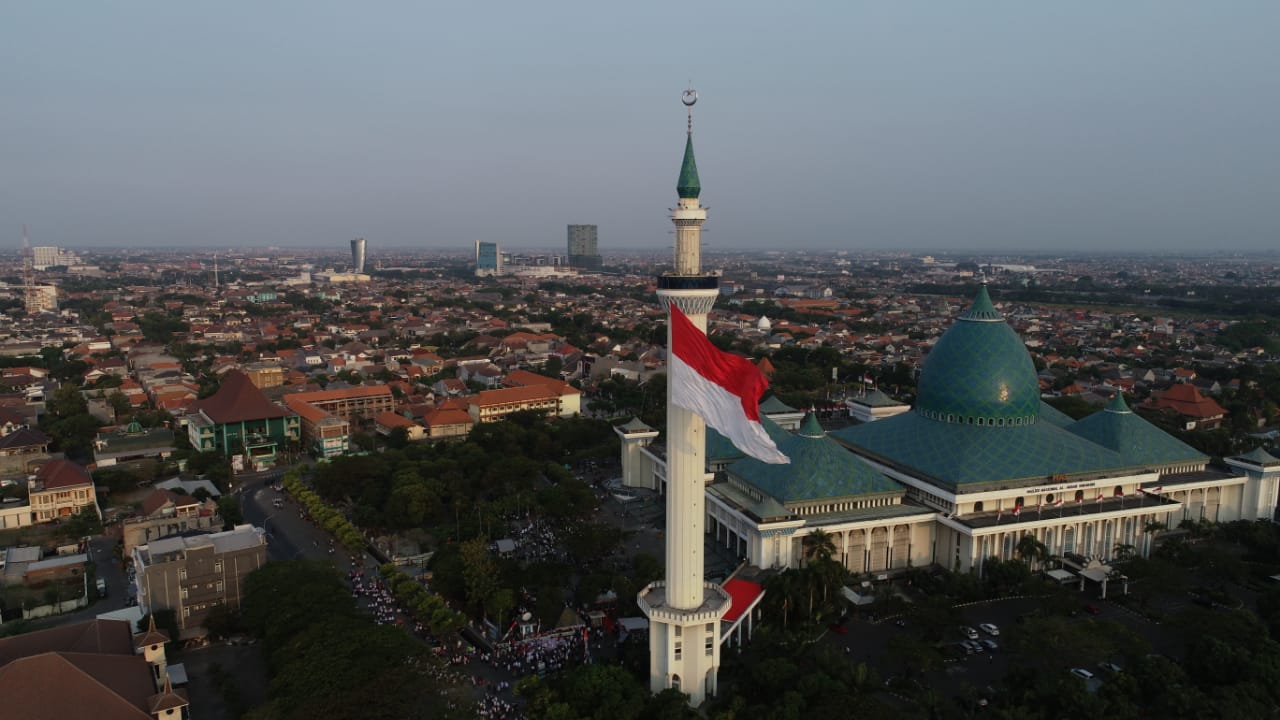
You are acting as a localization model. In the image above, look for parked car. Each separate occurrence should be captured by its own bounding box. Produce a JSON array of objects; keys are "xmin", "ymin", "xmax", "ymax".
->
[
  {"xmin": 981, "ymin": 639, "xmax": 999, "ymax": 652},
  {"xmin": 965, "ymin": 640, "xmax": 984, "ymax": 653},
  {"xmin": 1098, "ymin": 662, "xmax": 1123, "ymax": 674},
  {"xmin": 979, "ymin": 623, "xmax": 1000, "ymax": 636},
  {"xmin": 1070, "ymin": 668, "xmax": 1095, "ymax": 680},
  {"xmin": 95, "ymin": 577, "xmax": 107, "ymax": 596},
  {"xmin": 963, "ymin": 626, "xmax": 980, "ymax": 640}
]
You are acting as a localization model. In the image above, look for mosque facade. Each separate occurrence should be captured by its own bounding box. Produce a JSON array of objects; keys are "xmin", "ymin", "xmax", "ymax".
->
[{"xmin": 620, "ymin": 285, "xmax": 1280, "ymax": 578}]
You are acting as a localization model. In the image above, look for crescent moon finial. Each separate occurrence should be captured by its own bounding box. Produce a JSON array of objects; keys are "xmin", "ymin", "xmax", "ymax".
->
[{"xmin": 682, "ymin": 88, "xmax": 698, "ymax": 107}]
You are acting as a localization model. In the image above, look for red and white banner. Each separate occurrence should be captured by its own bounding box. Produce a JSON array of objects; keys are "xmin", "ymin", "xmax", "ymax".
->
[{"xmin": 668, "ymin": 303, "xmax": 789, "ymax": 465}]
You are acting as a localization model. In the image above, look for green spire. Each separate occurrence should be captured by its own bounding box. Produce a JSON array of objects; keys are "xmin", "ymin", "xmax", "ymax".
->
[
  {"xmin": 958, "ymin": 284, "xmax": 1002, "ymax": 321},
  {"xmin": 798, "ymin": 411, "xmax": 825, "ymax": 439},
  {"xmin": 1105, "ymin": 392, "xmax": 1132, "ymax": 414},
  {"xmin": 677, "ymin": 135, "xmax": 701, "ymax": 199}
]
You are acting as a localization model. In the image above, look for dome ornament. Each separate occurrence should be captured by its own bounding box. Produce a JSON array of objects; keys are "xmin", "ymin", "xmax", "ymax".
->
[{"xmin": 682, "ymin": 87, "xmax": 698, "ymax": 135}]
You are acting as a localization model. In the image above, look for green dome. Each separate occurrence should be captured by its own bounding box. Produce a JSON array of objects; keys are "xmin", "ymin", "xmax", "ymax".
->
[{"xmin": 915, "ymin": 285, "xmax": 1040, "ymax": 426}]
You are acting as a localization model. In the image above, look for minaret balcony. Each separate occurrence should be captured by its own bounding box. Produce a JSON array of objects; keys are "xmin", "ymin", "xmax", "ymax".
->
[
  {"xmin": 657, "ymin": 275, "xmax": 719, "ymax": 290},
  {"xmin": 638, "ymin": 580, "xmax": 732, "ymax": 623}
]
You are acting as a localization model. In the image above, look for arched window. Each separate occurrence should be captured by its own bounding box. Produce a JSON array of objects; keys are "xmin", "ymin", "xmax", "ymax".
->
[
  {"xmin": 1114, "ymin": 485, "xmax": 1124, "ymax": 497},
  {"xmin": 1074, "ymin": 490, "xmax": 1085, "ymax": 503},
  {"xmin": 672, "ymin": 674, "xmax": 681, "ymax": 691},
  {"xmin": 977, "ymin": 417, "xmax": 985, "ymax": 426},
  {"xmin": 974, "ymin": 501, "xmax": 984, "ymax": 513},
  {"xmin": 1015, "ymin": 496, "xmax": 1025, "ymax": 508}
]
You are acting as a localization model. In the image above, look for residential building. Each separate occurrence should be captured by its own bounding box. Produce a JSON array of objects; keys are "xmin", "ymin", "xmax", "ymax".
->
[
  {"xmin": 0, "ymin": 427, "xmax": 51, "ymax": 476},
  {"xmin": 122, "ymin": 489, "xmax": 221, "ymax": 555},
  {"xmin": 132, "ymin": 525, "xmax": 267, "ymax": 637},
  {"xmin": 284, "ymin": 396, "xmax": 349, "ymax": 458},
  {"xmin": 185, "ymin": 371, "xmax": 299, "ymax": 465},
  {"xmin": 0, "ymin": 617, "xmax": 187, "ymax": 720},
  {"xmin": 93, "ymin": 421, "xmax": 178, "ymax": 468},
  {"xmin": 468, "ymin": 385, "xmax": 561, "ymax": 423},
  {"xmin": 28, "ymin": 459, "xmax": 101, "ymax": 523}
]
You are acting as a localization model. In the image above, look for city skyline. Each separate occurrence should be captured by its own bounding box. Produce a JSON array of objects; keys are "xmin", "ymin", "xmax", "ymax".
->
[{"xmin": 4, "ymin": 2, "xmax": 1278, "ymax": 252}]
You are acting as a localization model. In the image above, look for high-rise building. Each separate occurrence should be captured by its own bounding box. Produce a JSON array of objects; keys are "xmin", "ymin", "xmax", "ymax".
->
[
  {"xmin": 475, "ymin": 240, "xmax": 502, "ymax": 277},
  {"xmin": 567, "ymin": 225, "xmax": 602, "ymax": 269},
  {"xmin": 31, "ymin": 246, "xmax": 80, "ymax": 270},
  {"xmin": 637, "ymin": 90, "xmax": 731, "ymax": 706},
  {"xmin": 350, "ymin": 237, "xmax": 367, "ymax": 274}
]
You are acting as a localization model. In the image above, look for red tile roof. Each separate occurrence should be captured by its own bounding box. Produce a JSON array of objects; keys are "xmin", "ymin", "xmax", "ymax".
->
[
  {"xmin": 36, "ymin": 459, "xmax": 92, "ymax": 490},
  {"xmin": 189, "ymin": 370, "xmax": 292, "ymax": 424}
]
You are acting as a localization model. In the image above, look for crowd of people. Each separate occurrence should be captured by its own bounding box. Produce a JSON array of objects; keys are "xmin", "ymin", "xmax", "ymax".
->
[
  {"xmin": 484, "ymin": 630, "xmax": 589, "ymax": 678},
  {"xmin": 477, "ymin": 692, "xmax": 525, "ymax": 720},
  {"xmin": 348, "ymin": 567, "xmax": 403, "ymax": 626},
  {"xmin": 508, "ymin": 518, "xmax": 565, "ymax": 563}
]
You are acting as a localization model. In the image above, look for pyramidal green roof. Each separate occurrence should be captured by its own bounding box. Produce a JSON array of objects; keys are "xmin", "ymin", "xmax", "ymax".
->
[
  {"xmin": 677, "ymin": 135, "xmax": 701, "ymax": 199},
  {"xmin": 1232, "ymin": 446, "xmax": 1280, "ymax": 467},
  {"xmin": 617, "ymin": 417, "xmax": 655, "ymax": 434},
  {"xmin": 731, "ymin": 415, "xmax": 900, "ymax": 502},
  {"xmin": 853, "ymin": 389, "xmax": 905, "ymax": 408},
  {"xmin": 759, "ymin": 395, "xmax": 798, "ymax": 415},
  {"xmin": 707, "ymin": 413, "xmax": 793, "ymax": 461},
  {"xmin": 1064, "ymin": 394, "xmax": 1207, "ymax": 468},
  {"xmin": 832, "ymin": 411, "xmax": 1131, "ymax": 491}
]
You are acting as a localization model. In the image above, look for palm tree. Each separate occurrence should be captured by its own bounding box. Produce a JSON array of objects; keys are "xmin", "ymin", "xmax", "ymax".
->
[
  {"xmin": 802, "ymin": 529, "xmax": 837, "ymax": 564},
  {"xmin": 1015, "ymin": 533, "xmax": 1048, "ymax": 570}
]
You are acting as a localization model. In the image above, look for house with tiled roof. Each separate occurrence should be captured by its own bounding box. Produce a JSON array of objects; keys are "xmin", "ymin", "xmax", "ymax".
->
[
  {"xmin": 0, "ymin": 427, "xmax": 51, "ymax": 476},
  {"xmin": 185, "ymin": 371, "xmax": 299, "ymax": 465},
  {"xmin": 0, "ymin": 617, "xmax": 186, "ymax": 720},
  {"xmin": 422, "ymin": 407, "xmax": 473, "ymax": 440},
  {"xmin": 502, "ymin": 369, "xmax": 581, "ymax": 417},
  {"xmin": 374, "ymin": 411, "xmax": 427, "ymax": 442},
  {"xmin": 468, "ymin": 385, "xmax": 562, "ymax": 424},
  {"xmin": 1143, "ymin": 383, "xmax": 1228, "ymax": 430},
  {"xmin": 28, "ymin": 459, "xmax": 101, "ymax": 523}
]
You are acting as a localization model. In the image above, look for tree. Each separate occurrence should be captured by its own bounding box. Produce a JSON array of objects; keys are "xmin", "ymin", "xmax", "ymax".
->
[
  {"xmin": 1016, "ymin": 533, "xmax": 1049, "ymax": 570},
  {"xmin": 802, "ymin": 529, "xmax": 836, "ymax": 563},
  {"xmin": 459, "ymin": 537, "xmax": 500, "ymax": 616}
]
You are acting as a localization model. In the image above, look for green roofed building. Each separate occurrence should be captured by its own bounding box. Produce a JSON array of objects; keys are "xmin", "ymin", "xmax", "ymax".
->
[{"xmin": 621, "ymin": 284, "xmax": 1280, "ymax": 576}]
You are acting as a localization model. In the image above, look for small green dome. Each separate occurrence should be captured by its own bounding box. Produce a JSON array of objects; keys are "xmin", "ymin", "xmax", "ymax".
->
[
  {"xmin": 915, "ymin": 285, "xmax": 1040, "ymax": 426},
  {"xmin": 677, "ymin": 135, "xmax": 701, "ymax": 199}
]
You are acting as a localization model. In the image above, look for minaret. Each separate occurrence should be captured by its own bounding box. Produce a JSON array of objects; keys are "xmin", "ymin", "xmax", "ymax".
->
[{"xmin": 637, "ymin": 88, "xmax": 732, "ymax": 706}]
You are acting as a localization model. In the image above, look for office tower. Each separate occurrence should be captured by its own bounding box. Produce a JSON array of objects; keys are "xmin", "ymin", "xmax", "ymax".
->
[
  {"xmin": 475, "ymin": 241, "xmax": 502, "ymax": 277},
  {"xmin": 567, "ymin": 224, "xmax": 602, "ymax": 270},
  {"xmin": 350, "ymin": 237, "xmax": 367, "ymax": 274}
]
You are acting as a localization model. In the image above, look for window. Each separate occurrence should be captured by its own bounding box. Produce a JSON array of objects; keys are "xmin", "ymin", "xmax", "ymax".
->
[
  {"xmin": 674, "ymin": 642, "xmax": 682, "ymax": 660},
  {"xmin": 183, "ymin": 607, "xmax": 191, "ymax": 618},
  {"xmin": 216, "ymin": 580, "xmax": 224, "ymax": 593},
  {"xmin": 179, "ymin": 569, "xmax": 187, "ymax": 581},
  {"xmin": 181, "ymin": 587, "xmax": 188, "ymax": 599},
  {"xmin": 973, "ymin": 501, "xmax": 984, "ymax": 513}
]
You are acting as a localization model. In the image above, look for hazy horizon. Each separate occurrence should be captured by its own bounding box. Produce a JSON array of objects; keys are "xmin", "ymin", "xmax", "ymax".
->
[{"xmin": 4, "ymin": 2, "xmax": 1278, "ymax": 252}]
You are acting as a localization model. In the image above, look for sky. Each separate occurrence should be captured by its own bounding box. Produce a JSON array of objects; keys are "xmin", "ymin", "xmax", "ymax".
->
[{"xmin": 3, "ymin": 2, "xmax": 1278, "ymax": 253}]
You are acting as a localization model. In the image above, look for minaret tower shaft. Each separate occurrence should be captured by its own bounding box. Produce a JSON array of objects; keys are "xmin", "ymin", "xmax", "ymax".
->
[{"xmin": 638, "ymin": 88, "xmax": 732, "ymax": 706}]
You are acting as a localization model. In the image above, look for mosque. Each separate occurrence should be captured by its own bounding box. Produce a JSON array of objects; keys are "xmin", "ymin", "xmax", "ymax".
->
[
  {"xmin": 621, "ymin": 282, "xmax": 1280, "ymax": 579},
  {"xmin": 621, "ymin": 90, "xmax": 1280, "ymax": 706}
]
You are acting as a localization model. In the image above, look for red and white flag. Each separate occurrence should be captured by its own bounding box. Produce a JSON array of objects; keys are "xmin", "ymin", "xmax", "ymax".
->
[
  {"xmin": 668, "ymin": 303, "xmax": 789, "ymax": 464},
  {"xmin": 1053, "ymin": 499, "xmax": 1064, "ymax": 508},
  {"xmin": 1149, "ymin": 486, "xmax": 1163, "ymax": 495},
  {"xmin": 1012, "ymin": 505, "xmax": 1021, "ymax": 517},
  {"xmin": 1096, "ymin": 493, "xmax": 1104, "ymax": 503}
]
